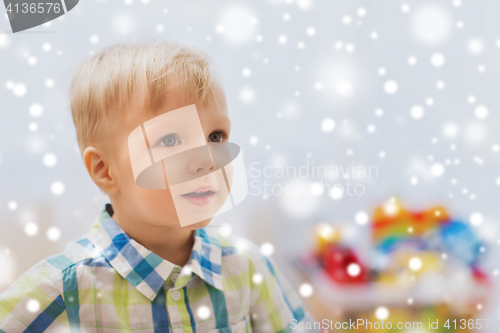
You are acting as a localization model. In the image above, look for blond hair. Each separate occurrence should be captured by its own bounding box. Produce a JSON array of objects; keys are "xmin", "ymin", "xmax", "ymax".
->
[{"xmin": 69, "ymin": 39, "xmax": 223, "ymax": 155}]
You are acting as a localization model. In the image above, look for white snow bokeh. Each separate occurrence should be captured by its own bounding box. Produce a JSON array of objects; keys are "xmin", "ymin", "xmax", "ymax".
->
[
  {"xmin": 111, "ymin": 12, "xmax": 136, "ymax": 34},
  {"xmin": 216, "ymin": 5, "xmax": 257, "ymax": 45},
  {"xmin": 411, "ymin": 5, "xmax": 452, "ymax": 45},
  {"xmin": 317, "ymin": 59, "xmax": 358, "ymax": 98}
]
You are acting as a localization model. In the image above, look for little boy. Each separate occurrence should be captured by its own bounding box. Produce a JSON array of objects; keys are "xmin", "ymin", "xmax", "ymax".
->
[{"xmin": 0, "ymin": 40, "xmax": 311, "ymax": 332}]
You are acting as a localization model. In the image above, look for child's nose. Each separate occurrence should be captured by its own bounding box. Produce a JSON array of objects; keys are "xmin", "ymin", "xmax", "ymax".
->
[{"xmin": 187, "ymin": 145, "xmax": 215, "ymax": 174}]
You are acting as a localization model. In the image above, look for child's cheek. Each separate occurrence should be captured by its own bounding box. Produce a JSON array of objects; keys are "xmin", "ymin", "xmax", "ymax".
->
[{"xmin": 136, "ymin": 186, "xmax": 180, "ymax": 226}]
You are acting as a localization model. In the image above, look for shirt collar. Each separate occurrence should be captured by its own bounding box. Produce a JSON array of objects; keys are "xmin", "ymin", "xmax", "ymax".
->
[{"xmin": 88, "ymin": 203, "xmax": 223, "ymax": 301}]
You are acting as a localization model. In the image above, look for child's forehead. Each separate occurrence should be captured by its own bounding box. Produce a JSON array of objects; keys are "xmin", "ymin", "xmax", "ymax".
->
[
  {"xmin": 119, "ymin": 81, "xmax": 229, "ymax": 130},
  {"xmin": 144, "ymin": 104, "xmax": 200, "ymax": 128},
  {"xmin": 148, "ymin": 86, "xmax": 226, "ymax": 116},
  {"xmin": 145, "ymin": 101, "xmax": 228, "ymax": 124}
]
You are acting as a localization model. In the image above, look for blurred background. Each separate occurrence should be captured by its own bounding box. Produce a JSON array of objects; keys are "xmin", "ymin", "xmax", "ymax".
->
[{"xmin": 1, "ymin": 0, "xmax": 500, "ymax": 331}]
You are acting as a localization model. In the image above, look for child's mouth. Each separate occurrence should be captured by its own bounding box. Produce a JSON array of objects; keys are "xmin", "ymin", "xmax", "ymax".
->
[{"xmin": 181, "ymin": 187, "xmax": 216, "ymax": 206}]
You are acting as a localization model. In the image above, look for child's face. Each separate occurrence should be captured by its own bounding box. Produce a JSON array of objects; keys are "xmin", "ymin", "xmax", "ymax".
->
[{"xmin": 105, "ymin": 84, "xmax": 231, "ymax": 230}]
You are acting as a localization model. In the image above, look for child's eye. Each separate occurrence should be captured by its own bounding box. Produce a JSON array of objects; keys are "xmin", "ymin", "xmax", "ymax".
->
[
  {"xmin": 158, "ymin": 134, "xmax": 181, "ymax": 147},
  {"xmin": 208, "ymin": 131, "xmax": 226, "ymax": 143}
]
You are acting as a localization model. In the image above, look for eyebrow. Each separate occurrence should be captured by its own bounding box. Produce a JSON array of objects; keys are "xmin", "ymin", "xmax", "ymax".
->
[{"xmin": 209, "ymin": 114, "xmax": 231, "ymax": 128}]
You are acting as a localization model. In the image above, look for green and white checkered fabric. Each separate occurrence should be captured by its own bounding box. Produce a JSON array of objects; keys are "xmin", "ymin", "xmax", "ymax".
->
[{"xmin": 0, "ymin": 203, "xmax": 308, "ymax": 332}]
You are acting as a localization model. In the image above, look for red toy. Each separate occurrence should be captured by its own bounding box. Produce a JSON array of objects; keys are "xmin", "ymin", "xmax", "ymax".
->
[{"xmin": 321, "ymin": 244, "xmax": 370, "ymax": 284}]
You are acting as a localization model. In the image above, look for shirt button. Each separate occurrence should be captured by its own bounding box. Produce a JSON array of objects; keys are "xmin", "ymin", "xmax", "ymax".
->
[
  {"xmin": 171, "ymin": 272, "xmax": 179, "ymax": 282},
  {"xmin": 171, "ymin": 290, "xmax": 181, "ymax": 302}
]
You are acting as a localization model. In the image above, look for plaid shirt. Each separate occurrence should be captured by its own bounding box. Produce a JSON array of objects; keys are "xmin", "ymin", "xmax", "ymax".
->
[{"xmin": 0, "ymin": 203, "xmax": 308, "ymax": 332}]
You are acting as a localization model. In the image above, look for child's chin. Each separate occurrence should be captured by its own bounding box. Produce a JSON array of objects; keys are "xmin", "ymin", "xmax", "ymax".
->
[{"xmin": 181, "ymin": 218, "xmax": 213, "ymax": 230}]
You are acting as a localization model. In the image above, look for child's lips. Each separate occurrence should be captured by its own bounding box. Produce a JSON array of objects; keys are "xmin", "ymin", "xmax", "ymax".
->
[{"xmin": 181, "ymin": 186, "xmax": 216, "ymax": 206}]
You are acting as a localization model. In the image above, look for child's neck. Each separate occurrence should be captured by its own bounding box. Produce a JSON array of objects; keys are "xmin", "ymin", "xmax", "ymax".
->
[{"xmin": 112, "ymin": 210, "xmax": 195, "ymax": 267}]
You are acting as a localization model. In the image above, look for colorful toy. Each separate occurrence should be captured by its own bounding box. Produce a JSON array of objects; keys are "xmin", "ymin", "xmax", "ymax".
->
[
  {"xmin": 312, "ymin": 222, "xmax": 370, "ymax": 284},
  {"xmin": 314, "ymin": 222, "xmax": 340, "ymax": 254},
  {"xmin": 301, "ymin": 198, "xmax": 492, "ymax": 332},
  {"xmin": 439, "ymin": 221, "xmax": 484, "ymax": 266},
  {"xmin": 322, "ymin": 244, "xmax": 370, "ymax": 284},
  {"xmin": 371, "ymin": 198, "xmax": 451, "ymax": 254}
]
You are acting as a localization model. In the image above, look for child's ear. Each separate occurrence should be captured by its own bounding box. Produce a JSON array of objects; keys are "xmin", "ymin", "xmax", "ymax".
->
[{"xmin": 83, "ymin": 147, "xmax": 119, "ymax": 195}]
